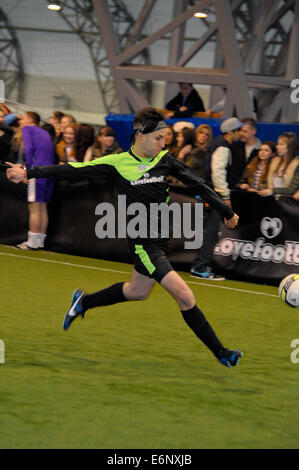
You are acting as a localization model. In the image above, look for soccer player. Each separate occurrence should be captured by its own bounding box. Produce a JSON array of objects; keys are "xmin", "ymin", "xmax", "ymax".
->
[{"xmin": 5, "ymin": 107, "xmax": 243, "ymax": 367}]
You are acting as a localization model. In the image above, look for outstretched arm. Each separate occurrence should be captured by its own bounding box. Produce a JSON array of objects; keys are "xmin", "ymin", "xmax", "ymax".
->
[{"xmin": 5, "ymin": 158, "xmax": 116, "ymax": 183}]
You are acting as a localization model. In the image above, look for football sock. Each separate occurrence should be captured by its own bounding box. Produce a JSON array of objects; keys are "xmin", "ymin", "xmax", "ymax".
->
[
  {"xmin": 82, "ymin": 282, "xmax": 127, "ymax": 311},
  {"xmin": 37, "ymin": 233, "xmax": 47, "ymax": 248},
  {"xmin": 181, "ymin": 305, "xmax": 224, "ymax": 357},
  {"xmin": 27, "ymin": 231, "xmax": 40, "ymax": 249}
]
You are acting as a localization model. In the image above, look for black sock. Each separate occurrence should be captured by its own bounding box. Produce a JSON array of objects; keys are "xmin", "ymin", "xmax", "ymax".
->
[
  {"xmin": 82, "ymin": 282, "xmax": 128, "ymax": 311},
  {"xmin": 181, "ymin": 305, "xmax": 224, "ymax": 358}
]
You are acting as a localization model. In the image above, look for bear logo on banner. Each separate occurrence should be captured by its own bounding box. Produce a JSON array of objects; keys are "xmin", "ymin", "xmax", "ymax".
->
[{"xmin": 260, "ymin": 217, "xmax": 283, "ymax": 239}]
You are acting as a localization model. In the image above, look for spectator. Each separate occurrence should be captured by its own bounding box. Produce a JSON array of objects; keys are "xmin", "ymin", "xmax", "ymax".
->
[
  {"xmin": 83, "ymin": 125, "xmax": 122, "ymax": 162},
  {"xmin": 165, "ymin": 82, "xmax": 205, "ymax": 118},
  {"xmin": 75, "ymin": 123, "xmax": 95, "ymax": 162},
  {"xmin": 60, "ymin": 113, "xmax": 76, "ymax": 132},
  {"xmin": 0, "ymin": 108, "xmax": 6, "ymax": 123},
  {"xmin": 0, "ymin": 117, "xmax": 15, "ymax": 164},
  {"xmin": 48, "ymin": 110, "xmax": 64, "ymax": 140},
  {"xmin": 195, "ymin": 124, "xmax": 213, "ymax": 150},
  {"xmin": 163, "ymin": 124, "xmax": 178, "ymax": 154},
  {"xmin": 175, "ymin": 126, "xmax": 196, "ymax": 162},
  {"xmin": 55, "ymin": 113, "xmax": 76, "ymax": 145},
  {"xmin": 259, "ymin": 132, "xmax": 299, "ymax": 198},
  {"xmin": 239, "ymin": 141, "xmax": 276, "ymax": 191},
  {"xmin": 3, "ymin": 115, "xmax": 22, "ymax": 163},
  {"xmin": 167, "ymin": 126, "xmax": 196, "ymax": 186},
  {"xmin": 184, "ymin": 125, "xmax": 213, "ymax": 179},
  {"xmin": 16, "ymin": 111, "xmax": 56, "ymax": 250},
  {"xmin": 228, "ymin": 117, "xmax": 261, "ymax": 189},
  {"xmin": 190, "ymin": 117, "xmax": 242, "ymax": 280},
  {"xmin": 41, "ymin": 123, "xmax": 56, "ymax": 145},
  {"xmin": 56, "ymin": 123, "xmax": 77, "ymax": 164}
]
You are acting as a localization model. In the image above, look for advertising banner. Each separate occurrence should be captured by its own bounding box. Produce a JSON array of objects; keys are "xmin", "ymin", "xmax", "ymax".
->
[
  {"xmin": 0, "ymin": 175, "xmax": 298, "ymax": 284},
  {"xmin": 213, "ymin": 191, "xmax": 299, "ymax": 282}
]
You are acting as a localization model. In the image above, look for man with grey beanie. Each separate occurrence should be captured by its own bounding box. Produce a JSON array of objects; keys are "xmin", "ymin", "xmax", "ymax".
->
[{"xmin": 190, "ymin": 117, "xmax": 242, "ymax": 280}]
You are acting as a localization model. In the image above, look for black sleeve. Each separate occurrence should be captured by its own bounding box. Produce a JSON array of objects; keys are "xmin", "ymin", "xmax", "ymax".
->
[
  {"xmin": 193, "ymin": 92, "xmax": 205, "ymax": 112},
  {"xmin": 26, "ymin": 162, "xmax": 115, "ymax": 181},
  {"xmin": 169, "ymin": 155, "xmax": 235, "ymax": 220},
  {"xmin": 165, "ymin": 93, "xmax": 182, "ymax": 111}
]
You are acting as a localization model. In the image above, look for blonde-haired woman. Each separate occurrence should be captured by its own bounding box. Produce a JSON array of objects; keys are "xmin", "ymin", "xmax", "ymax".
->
[{"xmin": 195, "ymin": 124, "xmax": 213, "ymax": 150}]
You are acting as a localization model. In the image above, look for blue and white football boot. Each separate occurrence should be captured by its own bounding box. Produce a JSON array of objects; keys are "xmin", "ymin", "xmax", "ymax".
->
[
  {"xmin": 218, "ymin": 349, "xmax": 243, "ymax": 367},
  {"xmin": 62, "ymin": 289, "xmax": 86, "ymax": 331}
]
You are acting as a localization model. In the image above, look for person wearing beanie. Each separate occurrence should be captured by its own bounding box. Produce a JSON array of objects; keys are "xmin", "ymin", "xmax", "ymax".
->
[{"xmin": 190, "ymin": 117, "xmax": 242, "ymax": 280}]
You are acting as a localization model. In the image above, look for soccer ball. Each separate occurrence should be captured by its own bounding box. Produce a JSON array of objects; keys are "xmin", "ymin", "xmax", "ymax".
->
[{"xmin": 279, "ymin": 274, "xmax": 299, "ymax": 307}]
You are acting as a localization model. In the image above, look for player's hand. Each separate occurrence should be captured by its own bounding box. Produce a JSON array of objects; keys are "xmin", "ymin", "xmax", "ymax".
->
[
  {"xmin": 224, "ymin": 213, "xmax": 239, "ymax": 229},
  {"xmin": 5, "ymin": 162, "xmax": 26, "ymax": 184}
]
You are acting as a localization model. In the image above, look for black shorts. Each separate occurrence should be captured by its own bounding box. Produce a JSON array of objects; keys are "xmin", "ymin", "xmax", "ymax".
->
[{"xmin": 132, "ymin": 243, "xmax": 174, "ymax": 283}]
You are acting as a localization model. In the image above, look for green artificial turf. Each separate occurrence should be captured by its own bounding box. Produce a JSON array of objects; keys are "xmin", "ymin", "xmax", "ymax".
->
[{"xmin": 0, "ymin": 243, "xmax": 298, "ymax": 449}]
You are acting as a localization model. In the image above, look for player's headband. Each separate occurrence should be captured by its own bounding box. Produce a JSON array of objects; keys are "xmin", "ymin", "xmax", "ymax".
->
[
  {"xmin": 134, "ymin": 120, "xmax": 167, "ymax": 135},
  {"xmin": 131, "ymin": 120, "xmax": 167, "ymax": 141}
]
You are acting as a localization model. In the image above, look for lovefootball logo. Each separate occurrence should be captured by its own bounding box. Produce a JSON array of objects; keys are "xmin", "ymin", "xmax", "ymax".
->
[{"xmin": 260, "ymin": 217, "xmax": 283, "ymax": 239}]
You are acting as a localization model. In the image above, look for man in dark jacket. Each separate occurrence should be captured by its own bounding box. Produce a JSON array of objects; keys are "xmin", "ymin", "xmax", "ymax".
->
[
  {"xmin": 191, "ymin": 117, "xmax": 242, "ymax": 280},
  {"xmin": 228, "ymin": 117, "xmax": 261, "ymax": 189},
  {"xmin": 165, "ymin": 82, "xmax": 205, "ymax": 118}
]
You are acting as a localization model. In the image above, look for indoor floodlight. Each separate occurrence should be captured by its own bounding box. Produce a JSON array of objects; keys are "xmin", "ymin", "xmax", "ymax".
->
[
  {"xmin": 48, "ymin": 3, "xmax": 62, "ymax": 11},
  {"xmin": 193, "ymin": 12, "xmax": 208, "ymax": 18}
]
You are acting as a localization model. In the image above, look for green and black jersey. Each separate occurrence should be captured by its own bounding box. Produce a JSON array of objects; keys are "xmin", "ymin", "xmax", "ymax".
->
[{"xmin": 26, "ymin": 147, "xmax": 234, "ymax": 250}]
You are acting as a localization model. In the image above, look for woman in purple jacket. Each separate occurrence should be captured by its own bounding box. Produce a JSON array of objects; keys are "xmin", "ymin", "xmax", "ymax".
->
[{"xmin": 17, "ymin": 111, "xmax": 56, "ymax": 250}]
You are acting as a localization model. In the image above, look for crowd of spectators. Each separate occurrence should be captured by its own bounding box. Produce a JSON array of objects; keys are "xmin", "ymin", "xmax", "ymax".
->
[
  {"xmin": 1, "ymin": 98, "xmax": 298, "ymax": 259},
  {"xmin": 0, "ymin": 104, "xmax": 123, "ymax": 250},
  {"xmin": 162, "ymin": 81, "xmax": 299, "ymax": 280},
  {"xmin": 0, "ymin": 105, "xmax": 123, "ymax": 166},
  {"xmin": 162, "ymin": 117, "xmax": 299, "ymax": 200},
  {"xmin": 161, "ymin": 82, "xmax": 299, "ymax": 201}
]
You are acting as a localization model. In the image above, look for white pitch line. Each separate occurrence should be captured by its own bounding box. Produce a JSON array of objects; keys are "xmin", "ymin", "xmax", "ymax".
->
[
  {"xmin": 187, "ymin": 279, "xmax": 278, "ymax": 298},
  {"xmin": 0, "ymin": 250, "xmax": 279, "ymax": 298},
  {"xmin": 0, "ymin": 251, "xmax": 131, "ymax": 275}
]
